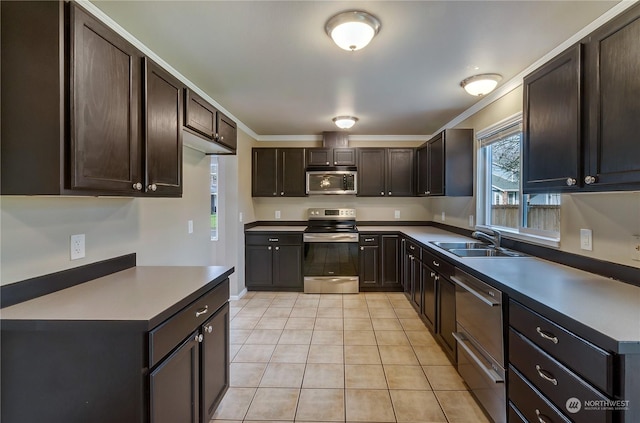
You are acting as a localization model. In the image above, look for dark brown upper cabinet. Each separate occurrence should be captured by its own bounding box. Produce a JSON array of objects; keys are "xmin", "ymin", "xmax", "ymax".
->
[
  {"xmin": 252, "ymin": 148, "xmax": 306, "ymax": 197},
  {"xmin": 1, "ymin": 2, "xmax": 184, "ymax": 197},
  {"xmin": 144, "ymin": 58, "xmax": 183, "ymax": 197},
  {"xmin": 357, "ymin": 148, "xmax": 415, "ymax": 196},
  {"xmin": 417, "ymin": 129, "xmax": 473, "ymax": 197},
  {"xmin": 584, "ymin": 3, "xmax": 640, "ymax": 190},
  {"xmin": 69, "ymin": 3, "xmax": 143, "ymax": 194},
  {"xmin": 523, "ymin": 44, "xmax": 582, "ymax": 193},
  {"xmin": 306, "ymin": 148, "xmax": 356, "ymax": 167},
  {"xmin": 522, "ymin": 3, "xmax": 640, "ymax": 193},
  {"xmin": 184, "ymin": 88, "xmax": 237, "ymax": 153}
]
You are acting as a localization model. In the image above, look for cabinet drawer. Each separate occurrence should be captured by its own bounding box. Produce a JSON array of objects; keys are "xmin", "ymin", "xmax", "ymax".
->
[
  {"xmin": 509, "ymin": 300, "xmax": 613, "ymax": 394},
  {"xmin": 150, "ymin": 282, "xmax": 229, "ymax": 367},
  {"xmin": 359, "ymin": 235, "xmax": 380, "ymax": 246},
  {"xmin": 245, "ymin": 233, "xmax": 302, "ymax": 245},
  {"xmin": 509, "ymin": 328, "xmax": 612, "ymax": 423},
  {"xmin": 508, "ymin": 402, "xmax": 528, "ymax": 423},
  {"xmin": 422, "ymin": 248, "xmax": 453, "ymax": 277},
  {"xmin": 509, "ymin": 365, "xmax": 571, "ymax": 423},
  {"xmin": 405, "ymin": 240, "xmax": 421, "ymax": 261}
]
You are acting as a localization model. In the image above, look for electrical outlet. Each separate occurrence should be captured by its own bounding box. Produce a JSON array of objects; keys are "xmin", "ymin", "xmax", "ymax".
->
[
  {"xmin": 70, "ymin": 234, "xmax": 85, "ymax": 260},
  {"xmin": 239, "ymin": 212, "xmax": 243, "ymax": 223},
  {"xmin": 441, "ymin": 211, "xmax": 446, "ymax": 221},
  {"xmin": 632, "ymin": 236, "xmax": 640, "ymax": 261},
  {"xmin": 275, "ymin": 210, "xmax": 281, "ymax": 219},
  {"xmin": 469, "ymin": 215, "xmax": 474, "ymax": 227},
  {"xmin": 188, "ymin": 220, "xmax": 193, "ymax": 234},
  {"xmin": 394, "ymin": 210, "xmax": 400, "ymax": 219},
  {"xmin": 580, "ymin": 229, "xmax": 593, "ymax": 251}
]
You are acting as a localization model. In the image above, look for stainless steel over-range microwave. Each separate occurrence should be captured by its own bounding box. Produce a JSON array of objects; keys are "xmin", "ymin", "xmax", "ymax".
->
[{"xmin": 306, "ymin": 170, "xmax": 357, "ymax": 195}]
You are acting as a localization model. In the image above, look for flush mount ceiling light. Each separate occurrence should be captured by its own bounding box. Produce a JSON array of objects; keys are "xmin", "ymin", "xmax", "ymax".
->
[
  {"xmin": 332, "ymin": 116, "xmax": 358, "ymax": 129},
  {"xmin": 460, "ymin": 73, "xmax": 503, "ymax": 96},
  {"xmin": 325, "ymin": 10, "xmax": 381, "ymax": 51}
]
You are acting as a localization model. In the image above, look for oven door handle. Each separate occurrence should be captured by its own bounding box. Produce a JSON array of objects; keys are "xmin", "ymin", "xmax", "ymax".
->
[
  {"xmin": 450, "ymin": 276, "xmax": 500, "ymax": 307},
  {"xmin": 453, "ymin": 332, "xmax": 504, "ymax": 384},
  {"xmin": 303, "ymin": 234, "xmax": 358, "ymax": 242}
]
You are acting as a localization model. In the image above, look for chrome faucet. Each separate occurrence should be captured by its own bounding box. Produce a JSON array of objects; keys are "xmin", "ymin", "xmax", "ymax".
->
[{"xmin": 472, "ymin": 228, "xmax": 502, "ymax": 250}]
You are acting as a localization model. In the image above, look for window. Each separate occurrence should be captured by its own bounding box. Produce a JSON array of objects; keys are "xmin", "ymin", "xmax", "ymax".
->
[
  {"xmin": 210, "ymin": 156, "xmax": 218, "ymax": 241},
  {"xmin": 477, "ymin": 114, "xmax": 560, "ymax": 240}
]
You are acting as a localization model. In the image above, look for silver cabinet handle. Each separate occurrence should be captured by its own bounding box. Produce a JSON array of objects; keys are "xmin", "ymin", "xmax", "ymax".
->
[
  {"xmin": 195, "ymin": 305, "xmax": 209, "ymax": 317},
  {"xmin": 273, "ymin": 192, "xmax": 277, "ymax": 196},
  {"xmin": 388, "ymin": 191, "xmax": 392, "ymax": 195},
  {"xmin": 360, "ymin": 246, "xmax": 364, "ymax": 251},
  {"xmin": 566, "ymin": 178, "xmax": 577, "ymax": 186},
  {"xmin": 326, "ymin": 162, "xmax": 329, "ymax": 165},
  {"xmin": 268, "ymin": 246, "xmax": 272, "ymax": 250},
  {"xmin": 409, "ymin": 245, "xmax": 415, "ymax": 250},
  {"xmin": 535, "ymin": 365, "xmax": 558, "ymax": 385},
  {"xmin": 432, "ymin": 261, "xmax": 440, "ymax": 267},
  {"xmin": 220, "ymin": 136, "xmax": 224, "ymax": 141},
  {"xmin": 206, "ymin": 325, "xmax": 213, "ymax": 333},
  {"xmin": 380, "ymin": 191, "xmax": 384, "ymax": 196},
  {"xmin": 334, "ymin": 161, "xmax": 337, "ymax": 165},
  {"xmin": 585, "ymin": 175, "xmax": 596, "ymax": 184},
  {"xmin": 275, "ymin": 246, "xmax": 279, "ymax": 250},
  {"xmin": 280, "ymin": 192, "xmax": 284, "ymax": 196},
  {"xmin": 430, "ymin": 272, "xmax": 436, "ymax": 277},
  {"xmin": 435, "ymin": 275, "xmax": 439, "ymax": 281},
  {"xmin": 535, "ymin": 409, "xmax": 550, "ymax": 423},
  {"xmin": 133, "ymin": 182, "xmax": 142, "ymax": 191},
  {"xmin": 450, "ymin": 275, "xmax": 500, "ymax": 307},
  {"xmin": 195, "ymin": 333, "xmax": 203, "ymax": 342},
  {"xmin": 364, "ymin": 238, "xmax": 375, "ymax": 242},
  {"xmin": 268, "ymin": 238, "xmax": 279, "ymax": 242},
  {"xmin": 148, "ymin": 183, "xmax": 157, "ymax": 191},
  {"xmin": 536, "ymin": 327, "xmax": 559, "ymax": 344},
  {"xmin": 452, "ymin": 332, "xmax": 504, "ymax": 384}
]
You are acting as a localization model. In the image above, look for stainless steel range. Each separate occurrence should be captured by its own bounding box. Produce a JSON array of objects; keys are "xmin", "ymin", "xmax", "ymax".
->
[{"xmin": 303, "ymin": 208, "xmax": 359, "ymax": 294}]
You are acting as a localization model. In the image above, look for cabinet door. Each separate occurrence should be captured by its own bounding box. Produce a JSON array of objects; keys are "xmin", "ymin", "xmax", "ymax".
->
[
  {"xmin": 273, "ymin": 245, "xmax": 302, "ymax": 289},
  {"xmin": 357, "ymin": 148, "xmax": 386, "ymax": 196},
  {"xmin": 421, "ymin": 264, "xmax": 437, "ymax": 332},
  {"xmin": 437, "ymin": 277, "xmax": 456, "ymax": 362},
  {"xmin": 184, "ymin": 88, "xmax": 216, "ymax": 139},
  {"xmin": 411, "ymin": 257, "xmax": 422, "ymax": 311},
  {"xmin": 333, "ymin": 148, "xmax": 357, "ymax": 166},
  {"xmin": 279, "ymin": 148, "xmax": 306, "ymax": 196},
  {"xmin": 387, "ymin": 148, "xmax": 415, "ymax": 196},
  {"xmin": 245, "ymin": 245, "xmax": 273, "ymax": 287},
  {"xmin": 585, "ymin": 5, "xmax": 640, "ymax": 188},
  {"xmin": 201, "ymin": 304, "xmax": 229, "ymax": 423},
  {"xmin": 150, "ymin": 333, "xmax": 199, "ymax": 423},
  {"xmin": 252, "ymin": 149, "xmax": 278, "ymax": 196},
  {"xmin": 69, "ymin": 4, "xmax": 141, "ymax": 193},
  {"xmin": 416, "ymin": 145, "xmax": 430, "ymax": 196},
  {"xmin": 523, "ymin": 44, "xmax": 582, "ymax": 193},
  {"xmin": 306, "ymin": 149, "xmax": 332, "ymax": 166},
  {"xmin": 359, "ymin": 245, "xmax": 379, "ymax": 288},
  {"xmin": 216, "ymin": 112, "xmax": 237, "ymax": 151},
  {"xmin": 144, "ymin": 58, "xmax": 183, "ymax": 196},
  {"xmin": 428, "ymin": 135, "xmax": 444, "ymax": 196},
  {"xmin": 381, "ymin": 235, "xmax": 401, "ymax": 289}
]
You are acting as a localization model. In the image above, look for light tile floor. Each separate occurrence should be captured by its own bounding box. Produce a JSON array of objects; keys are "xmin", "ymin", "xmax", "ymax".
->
[{"xmin": 213, "ymin": 291, "xmax": 490, "ymax": 423}]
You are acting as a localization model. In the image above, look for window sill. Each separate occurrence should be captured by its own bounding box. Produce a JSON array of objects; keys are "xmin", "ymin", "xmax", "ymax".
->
[{"xmin": 478, "ymin": 226, "xmax": 560, "ymax": 249}]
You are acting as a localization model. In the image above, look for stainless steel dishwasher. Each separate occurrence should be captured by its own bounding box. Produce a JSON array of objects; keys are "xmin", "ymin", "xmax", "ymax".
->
[{"xmin": 451, "ymin": 268, "xmax": 506, "ymax": 423}]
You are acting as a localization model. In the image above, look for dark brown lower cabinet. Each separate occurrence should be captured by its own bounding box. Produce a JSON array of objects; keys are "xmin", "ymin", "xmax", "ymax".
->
[
  {"xmin": 437, "ymin": 276, "xmax": 457, "ymax": 363},
  {"xmin": 359, "ymin": 235, "xmax": 380, "ymax": 288},
  {"xmin": 420, "ymin": 261, "xmax": 437, "ymax": 332},
  {"xmin": 380, "ymin": 235, "xmax": 401, "ymax": 290},
  {"xmin": 359, "ymin": 234, "xmax": 402, "ymax": 291},
  {"xmin": 200, "ymin": 304, "xmax": 230, "ymax": 422},
  {"xmin": 150, "ymin": 334, "xmax": 200, "ymax": 423},
  {"xmin": 245, "ymin": 233, "xmax": 303, "ymax": 291}
]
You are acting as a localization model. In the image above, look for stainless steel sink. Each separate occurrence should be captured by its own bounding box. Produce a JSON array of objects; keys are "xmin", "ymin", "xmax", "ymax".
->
[
  {"xmin": 430, "ymin": 241, "xmax": 491, "ymax": 250},
  {"xmin": 447, "ymin": 248, "xmax": 525, "ymax": 258}
]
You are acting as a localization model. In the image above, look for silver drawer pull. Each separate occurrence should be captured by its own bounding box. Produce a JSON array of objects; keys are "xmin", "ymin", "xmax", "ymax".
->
[
  {"xmin": 268, "ymin": 238, "xmax": 279, "ymax": 242},
  {"xmin": 536, "ymin": 327, "xmax": 559, "ymax": 344},
  {"xmin": 195, "ymin": 333, "xmax": 203, "ymax": 342},
  {"xmin": 535, "ymin": 409, "xmax": 550, "ymax": 423},
  {"xmin": 195, "ymin": 305, "xmax": 209, "ymax": 317},
  {"xmin": 206, "ymin": 325, "xmax": 213, "ymax": 333},
  {"xmin": 432, "ymin": 261, "xmax": 439, "ymax": 267},
  {"xmin": 535, "ymin": 365, "xmax": 558, "ymax": 386},
  {"xmin": 364, "ymin": 238, "xmax": 375, "ymax": 242}
]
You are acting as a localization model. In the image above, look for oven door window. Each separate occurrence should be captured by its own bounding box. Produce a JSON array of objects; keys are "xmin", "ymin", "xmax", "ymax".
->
[{"xmin": 303, "ymin": 242, "xmax": 359, "ymax": 277}]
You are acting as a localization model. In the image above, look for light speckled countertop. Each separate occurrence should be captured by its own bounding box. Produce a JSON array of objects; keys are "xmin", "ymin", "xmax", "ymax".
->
[
  {"xmin": 248, "ymin": 224, "xmax": 640, "ymax": 353},
  {"xmin": 0, "ymin": 266, "xmax": 234, "ymax": 329}
]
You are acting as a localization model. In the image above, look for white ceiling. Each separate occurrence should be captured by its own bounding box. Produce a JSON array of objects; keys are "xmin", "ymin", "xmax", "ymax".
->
[{"xmin": 91, "ymin": 1, "xmax": 618, "ymax": 137}]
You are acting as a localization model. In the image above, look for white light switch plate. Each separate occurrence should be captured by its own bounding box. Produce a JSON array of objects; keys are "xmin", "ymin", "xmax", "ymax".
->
[
  {"xmin": 188, "ymin": 220, "xmax": 193, "ymax": 234},
  {"xmin": 580, "ymin": 229, "xmax": 593, "ymax": 251},
  {"xmin": 394, "ymin": 210, "xmax": 400, "ymax": 219},
  {"xmin": 632, "ymin": 236, "xmax": 640, "ymax": 261},
  {"xmin": 275, "ymin": 210, "xmax": 281, "ymax": 219}
]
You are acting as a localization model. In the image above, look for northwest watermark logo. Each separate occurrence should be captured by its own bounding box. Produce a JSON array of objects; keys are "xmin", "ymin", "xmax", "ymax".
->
[
  {"xmin": 566, "ymin": 397, "xmax": 581, "ymax": 413},
  {"xmin": 565, "ymin": 397, "xmax": 630, "ymax": 413}
]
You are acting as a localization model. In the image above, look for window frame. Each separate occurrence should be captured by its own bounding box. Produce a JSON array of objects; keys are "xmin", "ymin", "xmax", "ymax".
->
[
  {"xmin": 476, "ymin": 113, "xmax": 561, "ymax": 247},
  {"xmin": 210, "ymin": 156, "xmax": 219, "ymax": 242}
]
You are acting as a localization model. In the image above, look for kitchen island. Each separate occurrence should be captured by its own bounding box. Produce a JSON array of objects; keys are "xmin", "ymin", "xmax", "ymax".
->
[{"xmin": 1, "ymin": 265, "xmax": 234, "ymax": 423}]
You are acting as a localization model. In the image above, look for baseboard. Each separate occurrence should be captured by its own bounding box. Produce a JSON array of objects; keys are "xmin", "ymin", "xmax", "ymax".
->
[{"xmin": 230, "ymin": 287, "xmax": 247, "ymax": 301}]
